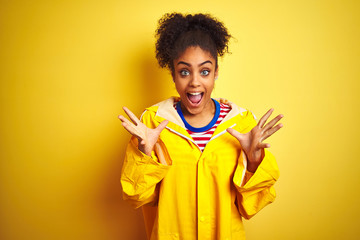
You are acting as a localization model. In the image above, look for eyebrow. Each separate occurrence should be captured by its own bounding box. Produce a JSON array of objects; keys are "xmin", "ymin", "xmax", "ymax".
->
[{"xmin": 177, "ymin": 60, "xmax": 213, "ymax": 67}]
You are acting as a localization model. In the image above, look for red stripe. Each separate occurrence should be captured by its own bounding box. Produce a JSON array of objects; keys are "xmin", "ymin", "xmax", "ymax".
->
[{"xmin": 192, "ymin": 137, "xmax": 213, "ymax": 141}]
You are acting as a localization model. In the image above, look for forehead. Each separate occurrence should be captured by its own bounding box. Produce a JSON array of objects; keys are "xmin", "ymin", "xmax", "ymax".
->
[{"xmin": 175, "ymin": 46, "xmax": 215, "ymax": 65}]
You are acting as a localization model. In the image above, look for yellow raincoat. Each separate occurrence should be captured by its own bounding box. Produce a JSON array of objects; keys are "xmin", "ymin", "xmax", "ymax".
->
[{"xmin": 121, "ymin": 97, "xmax": 280, "ymax": 240}]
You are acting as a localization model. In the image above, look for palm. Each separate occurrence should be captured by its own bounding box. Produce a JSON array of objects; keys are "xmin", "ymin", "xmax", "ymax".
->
[
  {"xmin": 119, "ymin": 107, "xmax": 168, "ymax": 156},
  {"xmin": 237, "ymin": 128, "xmax": 263, "ymax": 163},
  {"xmin": 227, "ymin": 108, "xmax": 283, "ymax": 172}
]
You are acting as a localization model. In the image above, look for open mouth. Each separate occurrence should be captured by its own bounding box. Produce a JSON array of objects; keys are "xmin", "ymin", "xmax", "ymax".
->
[{"xmin": 187, "ymin": 92, "xmax": 204, "ymax": 105}]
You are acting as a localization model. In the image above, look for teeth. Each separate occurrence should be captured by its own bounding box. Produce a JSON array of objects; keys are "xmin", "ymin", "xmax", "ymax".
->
[{"xmin": 188, "ymin": 92, "xmax": 202, "ymax": 95}]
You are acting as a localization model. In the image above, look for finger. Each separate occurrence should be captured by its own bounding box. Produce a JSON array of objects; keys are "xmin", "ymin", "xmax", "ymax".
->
[
  {"xmin": 258, "ymin": 108, "xmax": 274, "ymax": 128},
  {"xmin": 139, "ymin": 139, "xmax": 146, "ymax": 145},
  {"xmin": 156, "ymin": 120, "xmax": 169, "ymax": 133},
  {"xmin": 226, "ymin": 128, "xmax": 242, "ymax": 141},
  {"xmin": 263, "ymin": 114, "xmax": 284, "ymax": 132},
  {"xmin": 119, "ymin": 115, "xmax": 137, "ymax": 129},
  {"xmin": 118, "ymin": 114, "xmax": 135, "ymax": 125},
  {"xmin": 121, "ymin": 121, "xmax": 143, "ymax": 139},
  {"xmin": 262, "ymin": 123, "xmax": 283, "ymax": 141},
  {"xmin": 123, "ymin": 106, "xmax": 140, "ymax": 125},
  {"xmin": 155, "ymin": 142, "xmax": 167, "ymax": 166},
  {"xmin": 120, "ymin": 116, "xmax": 144, "ymax": 139},
  {"xmin": 258, "ymin": 142, "xmax": 271, "ymax": 148}
]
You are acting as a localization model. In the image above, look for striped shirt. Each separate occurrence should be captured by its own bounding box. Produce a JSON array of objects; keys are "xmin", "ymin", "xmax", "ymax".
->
[{"xmin": 175, "ymin": 99, "xmax": 231, "ymax": 152}]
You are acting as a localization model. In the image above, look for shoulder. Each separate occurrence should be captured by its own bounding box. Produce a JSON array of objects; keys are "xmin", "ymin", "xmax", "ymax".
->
[
  {"xmin": 140, "ymin": 96, "xmax": 181, "ymax": 125},
  {"xmin": 215, "ymin": 97, "xmax": 254, "ymax": 118},
  {"xmin": 216, "ymin": 98, "xmax": 258, "ymax": 131}
]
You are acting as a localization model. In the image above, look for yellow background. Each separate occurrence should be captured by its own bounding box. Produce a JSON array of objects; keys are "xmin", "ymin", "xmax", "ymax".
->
[{"xmin": 1, "ymin": 0, "xmax": 359, "ymax": 239}]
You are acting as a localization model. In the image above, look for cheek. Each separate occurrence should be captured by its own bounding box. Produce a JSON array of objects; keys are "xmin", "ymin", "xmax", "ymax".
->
[
  {"xmin": 206, "ymin": 80, "xmax": 215, "ymax": 94},
  {"xmin": 174, "ymin": 80, "xmax": 186, "ymax": 95}
]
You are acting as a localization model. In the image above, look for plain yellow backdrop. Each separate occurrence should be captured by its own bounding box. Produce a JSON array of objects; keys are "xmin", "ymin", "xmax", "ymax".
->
[{"xmin": 1, "ymin": 0, "xmax": 359, "ymax": 239}]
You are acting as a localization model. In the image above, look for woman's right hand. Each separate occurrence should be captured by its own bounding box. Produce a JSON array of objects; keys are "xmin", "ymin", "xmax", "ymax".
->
[{"xmin": 118, "ymin": 107, "xmax": 169, "ymax": 156}]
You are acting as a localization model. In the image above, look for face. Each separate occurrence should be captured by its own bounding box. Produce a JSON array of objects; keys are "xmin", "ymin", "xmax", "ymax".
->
[{"xmin": 172, "ymin": 46, "xmax": 218, "ymax": 116}]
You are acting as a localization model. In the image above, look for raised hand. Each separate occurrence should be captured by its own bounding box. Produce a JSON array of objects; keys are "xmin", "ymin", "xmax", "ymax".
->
[
  {"xmin": 227, "ymin": 109, "xmax": 283, "ymax": 172},
  {"xmin": 118, "ymin": 107, "xmax": 168, "ymax": 156}
]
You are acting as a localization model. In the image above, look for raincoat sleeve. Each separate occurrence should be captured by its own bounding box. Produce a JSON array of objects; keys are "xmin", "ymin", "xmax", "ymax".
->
[
  {"xmin": 120, "ymin": 110, "xmax": 171, "ymax": 209},
  {"xmin": 232, "ymin": 110, "xmax": 280, "ymax": 219}
]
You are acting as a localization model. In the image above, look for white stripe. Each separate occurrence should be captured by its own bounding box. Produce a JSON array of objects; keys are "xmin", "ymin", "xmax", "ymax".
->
[
  {"xmin": 191, "ymin": 133, "xmax": 213, "ymax": 137},
  {"xmin": 139, "ymin": 110, "xmax": 147, "ymax": 121},
  {"xmin": 250, "ymin": 111, "xmax": 257, "ymax": 120},
  {"xmin": 191, "ymin": 131, "xmax": 213, "ymax": 134},
  {"xmin": 193, "ymin": 140, "xmax": 211, "ymax": 144},
  {"xmin": 166, "ymin": 126, "xmax": 201, "ymax": 151}
]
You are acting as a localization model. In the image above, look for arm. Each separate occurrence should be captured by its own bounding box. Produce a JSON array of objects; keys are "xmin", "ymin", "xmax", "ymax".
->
[
  {"xmin": 121, "ymin": 136, "xmax": 171, "ymax": 208},
  {"xmin": 227, "ymin": 109, "xmax": 283, "ymax": 219},
  {"xmin": 233, "ymin": 148, "xmax": 279, "ymax": 219},
  {"xmin": 119, "ymin": 108, "xmax": 171, "ymax": 208}
]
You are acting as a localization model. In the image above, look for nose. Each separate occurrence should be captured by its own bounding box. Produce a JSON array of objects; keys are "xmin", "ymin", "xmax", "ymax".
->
[{"xmin": 189, "ymin": 73, "xmax": 201, "ymax": 87}]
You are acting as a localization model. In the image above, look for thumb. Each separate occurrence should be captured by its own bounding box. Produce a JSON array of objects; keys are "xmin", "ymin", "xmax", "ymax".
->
[
  {"xmin": 227, "ymin": 128, "xmax": 243, "ymax": 141},
  {"xmin": 154, "ymin": 142, "xmax": 168, "ymax": 166},
  {"xmin": 156, "ymin": 120, "xmax": 169, "ymax": 132}
]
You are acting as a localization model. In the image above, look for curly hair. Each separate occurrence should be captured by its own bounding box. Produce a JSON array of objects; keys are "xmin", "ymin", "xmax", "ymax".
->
[{"xmin": 155, "ymin": 13, "xmax": 231, "ymax": 72}]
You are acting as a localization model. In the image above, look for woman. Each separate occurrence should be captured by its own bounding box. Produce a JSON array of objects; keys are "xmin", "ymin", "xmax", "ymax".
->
[{"xmin": 119, "ymin": 13, "xmax": 283, "ymax": 240}]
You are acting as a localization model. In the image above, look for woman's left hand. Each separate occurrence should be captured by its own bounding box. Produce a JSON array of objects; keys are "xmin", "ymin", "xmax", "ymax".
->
[{"xmin": 227, "ymin": 109, "xmax": 283, "ymax": 173}]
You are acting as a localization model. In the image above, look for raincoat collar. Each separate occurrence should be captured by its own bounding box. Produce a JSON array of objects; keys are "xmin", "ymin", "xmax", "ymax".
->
[{"xmin": 145, "ymin": 97, "xmax": 247, "ymax": 135}]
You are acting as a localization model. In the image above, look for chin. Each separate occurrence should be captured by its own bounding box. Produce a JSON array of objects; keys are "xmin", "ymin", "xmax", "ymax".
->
[{"xmin": 186, "ymin": 107, "xmax": 204, "ymax": 115}]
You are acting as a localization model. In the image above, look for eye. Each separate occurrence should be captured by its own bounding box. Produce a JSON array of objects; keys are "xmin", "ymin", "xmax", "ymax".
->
[
  {"xmin": 201, "ymin": 70, "xmax": 210, "ymax": 76},
  {"xmin": 180, "ymin": 70, "xmax": 190, "ymax": 76}
]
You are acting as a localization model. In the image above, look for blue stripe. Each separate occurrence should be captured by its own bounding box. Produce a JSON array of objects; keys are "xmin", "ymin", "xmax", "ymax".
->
[{"xmin": 176, "ymin": 99, "xmax": 220, "ymax": 132}]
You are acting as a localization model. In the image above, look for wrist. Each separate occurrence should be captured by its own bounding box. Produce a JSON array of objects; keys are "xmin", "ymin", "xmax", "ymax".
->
[
  {"xmin": 247, "ymin": 162, "xmax": 259, "ymax": 173},
  {"xmin": 245, "ymin": 149, "xmax": 265, "ymax": 173},
  {"xmin": 138, "ymin": 145, "xmax": 151, "ymax": 156},
  {"xmin": 137, "ymin": 139, "xmax": 152, "ymax": 156}
]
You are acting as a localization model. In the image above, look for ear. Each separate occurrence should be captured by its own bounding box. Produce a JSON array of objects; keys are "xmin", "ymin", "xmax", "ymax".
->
[{"xmin": 214, "ymin": 66, "xmax": 219, "ymax": 80}]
